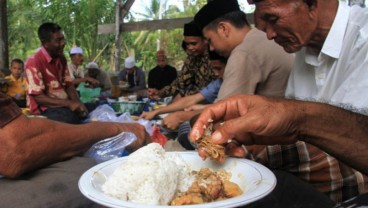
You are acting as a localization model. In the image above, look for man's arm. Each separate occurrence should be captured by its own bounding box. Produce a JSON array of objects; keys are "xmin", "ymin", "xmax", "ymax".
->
[
  {"xmin": 66, "ymin": 84, "xmax": 80, "ymax": 102},
  {"xmin": 0, "ymin": 114, "xmax": 150, "ymax": 178},
  {"xmin": 140, "ymin": 93, "xmax": 205, "ymax": 120},
  {"xmin": 190, "ymin": 95, "xmax": 368, "ymax": 174},
  {"xmin": 32, "ymin": 93, "xmax": 74, "ymax": 108},
  {"xmin": 300, "ymin": 102, "xmax": 368, "ymax": 174},
  {"xmin": 71, "ymin": 77, "xmax": 99, "ymax": 87},
  {"xmin": 163, "ymin": 110, "xmax": 202, "ymax": 130}
]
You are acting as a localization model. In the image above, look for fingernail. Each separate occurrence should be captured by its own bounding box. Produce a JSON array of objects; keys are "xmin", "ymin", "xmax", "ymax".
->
[
  {"xmin": 192, "ymin": 129, "xmax": 200, "ymax": 141},
  {"xmin": 212, "ymin": 131, "xmax": 222, "ymax": 143}
]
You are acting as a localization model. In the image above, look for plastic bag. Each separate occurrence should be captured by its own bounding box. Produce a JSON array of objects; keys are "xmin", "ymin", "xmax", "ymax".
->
[
  {"xmin": 150, "ymin": 125, "xmax": 168, "ymax": 147},
  {"xmin": 84, "ymin": 132, "xmax": 137, "ymax": 163},
  {"xmin": 86, "ymin": 104, "xmax": 155, "ymax": 136},
  {"xmin": 87, "ymin": 104, "xmax": 118, "ymax": 122}
]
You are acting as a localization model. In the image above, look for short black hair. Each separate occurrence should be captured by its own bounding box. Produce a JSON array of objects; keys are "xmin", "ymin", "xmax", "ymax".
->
[
  {"xmin": 10, "ymin": 58, "xmax": 24, "ymax": 67},
  {"xmin": 208, "ymin": 51, "xmax": 227, "ymax": 64},
  {"xmin": 38, "ymin": 22, "xmax": 62, "ymax": 42},
  {"xmin": 205, "ymin": 11, "xmax": 249, "ymax": 31}
]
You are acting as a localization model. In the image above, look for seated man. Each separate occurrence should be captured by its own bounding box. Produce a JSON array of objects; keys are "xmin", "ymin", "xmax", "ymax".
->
[
  {"xmin": 147, "ymin": 50, "xmax": 177, "ymax": 91},
  {"xmin": 141, "ymin": 51, "xmax": 226, "ymax": 121},
  {"xmin": 118, "ymin": 56, "xmax": 146, "ymax": 94},
  {"xmin": 147, "ymin": 21, "xmax": 215, "ymax": 101},
  {"xmin": 0, "ymin": 92, "xmax": 150, "ymax": 207},
  {"xmin": 4, "ymin": 58, "xmax": 27, "ymax": 108},
  {"xmin": 85, "ymin": 62, "xmax": 112, "ymax": 97},
  {"xmin": 68, "ymin": 46, "xmax": 99, "ymax": 88},
  {"xmin": 25, "ymin": 22, "xmax": 87, "ymax": 124}
]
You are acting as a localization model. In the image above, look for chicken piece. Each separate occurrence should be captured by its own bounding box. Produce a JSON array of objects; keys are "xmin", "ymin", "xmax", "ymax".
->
[
  {"xmin": 170, "ymin": 168, "xmax": 243, "ymax": 205},
  {"xmin": 203, "ymin": 174, "xmax": 223, "ymax": 200},
  {"xmin": 223, "ymin": 181, "xmax": 243, "ymax": 197},
  {"xmin": 170, "ymin": 193, "xmax": 204, "ymax": 205},
  {"xmin": 195, "ymin": 123, "xmax": 226, "ymax": 163}
]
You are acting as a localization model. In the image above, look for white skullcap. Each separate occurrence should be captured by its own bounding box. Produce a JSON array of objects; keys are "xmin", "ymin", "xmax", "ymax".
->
[
  {"xmin": 124, "ymin": 56, "xmax": 136, "ymax": 68},
  {"xmin": 70, "ymin": 47, "xmax": 83, "ymax": 55},
  {"xmin": 86, "ymin": 62, "xmax": 99, "ymax": 69}
]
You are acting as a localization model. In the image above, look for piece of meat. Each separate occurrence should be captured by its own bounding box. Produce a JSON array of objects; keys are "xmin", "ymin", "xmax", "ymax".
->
[
  {"xmin": 170, "ymin": 168, "xmax": 243, "ymax": 206},
  {"xmin": 223, "ymin": 181, "xmax": 243, "ymax": 197},
  {"xmin": 170, "ymin": 193, "xmax": 204, "ymax": 205},
  {"xmin": 195, "ymin": 122, "xmax": 226, "ymax": 163}
]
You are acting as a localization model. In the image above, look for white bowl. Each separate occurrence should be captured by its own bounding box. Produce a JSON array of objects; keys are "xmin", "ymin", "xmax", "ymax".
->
[{"xmin": 79, "ymin": 152, "xmax": 276, "ymax": 208}]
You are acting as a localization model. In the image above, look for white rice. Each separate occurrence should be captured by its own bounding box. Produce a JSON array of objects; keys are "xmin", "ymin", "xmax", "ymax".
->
[{"xmin": 102, "ymin": 143, "xmax": 195, "ymax": 205}]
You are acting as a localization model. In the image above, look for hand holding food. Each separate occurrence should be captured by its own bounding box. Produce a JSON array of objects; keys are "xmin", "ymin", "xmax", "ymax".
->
[
  {"xmin": 194, "ymin": 121, "xmax": 226, "ymax": 163},
  {"xmin": 190, "ymin": 95, "xmax": 302, "ymax": 162}
]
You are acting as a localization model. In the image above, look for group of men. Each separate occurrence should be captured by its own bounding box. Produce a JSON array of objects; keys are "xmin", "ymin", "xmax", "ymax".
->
[
  {"xmin": 148, "ymin": 0, "xmax": 368, "ymax": 207},
  {"xmin": 1, "ymin": 0, "xmax": 368, "ymax": 207},
  {"xmin": 188, "ymin": 0, "xmax": 368, "ymax": 207}
]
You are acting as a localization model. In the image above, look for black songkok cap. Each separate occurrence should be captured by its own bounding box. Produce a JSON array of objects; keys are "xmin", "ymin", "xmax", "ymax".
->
[
  {"xmin": 194, "ymin": 0, "xmax": 240, "ymax": 30},
  {"xmin": 183, "ymin": 21, "xmax": 202, "ymax": 37}
]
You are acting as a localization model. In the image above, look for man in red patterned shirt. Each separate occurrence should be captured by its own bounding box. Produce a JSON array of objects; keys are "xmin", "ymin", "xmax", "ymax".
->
[{"xmin": 25, "ymin": 22, "xmax": 87, "ymax": 124}]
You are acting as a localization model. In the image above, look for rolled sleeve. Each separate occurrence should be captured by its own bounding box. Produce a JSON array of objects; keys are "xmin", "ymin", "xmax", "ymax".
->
[{"xmin": 200, "ymin": 79, "xmax": 222, "ymax": 103}]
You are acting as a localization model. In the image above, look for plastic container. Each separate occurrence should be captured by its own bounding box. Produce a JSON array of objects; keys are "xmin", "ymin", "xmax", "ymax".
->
[{"xmin": 111, "ymin": 101, "xmax": 147, "ymax": 115}]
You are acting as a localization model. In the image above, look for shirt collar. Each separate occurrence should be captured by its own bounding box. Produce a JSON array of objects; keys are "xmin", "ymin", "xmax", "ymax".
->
[
  {"xmin": 40, "ymin": 47, "xmax": 53, "ymax": 63},
  {"xmin": 321, "ymin": 2, "xmax": 350, "ymax": 58},
  {"xmin": 9, "ymin": 74, "xmax": 23, "ymax": 81}
]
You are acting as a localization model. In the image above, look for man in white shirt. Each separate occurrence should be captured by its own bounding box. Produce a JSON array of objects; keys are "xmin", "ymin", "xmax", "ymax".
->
[
  {"xmin": 252, "ymin": 0, "xmax": 368, "ymax": 111},
  {"xmin": 68, "ymin": 47, "xmax": 99, "ymax": 87}
]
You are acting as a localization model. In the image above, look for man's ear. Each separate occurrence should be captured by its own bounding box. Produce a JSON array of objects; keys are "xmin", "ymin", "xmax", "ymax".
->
[
  {"xmin": 41, "ymin": 39, "xmax": 49, "ymax": 48},
  {"xmin": 217, "ymin": 22, "xmax": 231, "ymax": 38},
  {"xmin": 307, "ymin": 0, "xmax": 318, "ymax": 20}
]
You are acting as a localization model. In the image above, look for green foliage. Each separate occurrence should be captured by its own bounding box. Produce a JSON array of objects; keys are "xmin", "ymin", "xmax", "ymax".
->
[{"xmin": 7, "ymin": 0, "xmax": 203, "ymax": 75}]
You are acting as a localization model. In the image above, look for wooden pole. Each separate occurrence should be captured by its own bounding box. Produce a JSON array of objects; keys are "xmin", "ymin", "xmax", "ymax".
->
[
  {"xmin": 0, "ymin": 0, "xmax": 9, "ymax": 73},
  {"xmin": 114, "ymin": 0, "xmax": 122, "ymax": 72},
  {"xmin": 114, "ymin": 0, "xmax": 135, "ymax": 72}
]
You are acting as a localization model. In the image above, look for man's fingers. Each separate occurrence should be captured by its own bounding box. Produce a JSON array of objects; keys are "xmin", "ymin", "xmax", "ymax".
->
[
  {"xmin": 190, "ymin": 108, "xmax": 218, "ymax": 142},
  {"xmin": 226, "ymin": 142, "xmax": 246, "ymax": 158},
  {"xmin": 197, "ymin": 148, "xmax": 208, "ymax": 161},
  {"xmin": 210, "ymin": 117, "xmax": 249, "ymax": 145}
]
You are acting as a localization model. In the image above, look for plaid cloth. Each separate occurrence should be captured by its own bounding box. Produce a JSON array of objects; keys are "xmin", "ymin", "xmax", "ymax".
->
[{"xmin": 245, "ymin": 141, "xmax": 368, "ymax": 203}]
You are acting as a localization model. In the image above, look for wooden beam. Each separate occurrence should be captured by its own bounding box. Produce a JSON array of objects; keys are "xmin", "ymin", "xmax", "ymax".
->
[
  {"xmin": 98, "ymin": 14, "xmax": 254, "ymax": 34},
  {"xmin": 121, "ymin": 0, "xmax": 135, "ymax": 18},
  {"xmin": 99, "ymin": 17, "xmax": 193, "ymax": 34}
]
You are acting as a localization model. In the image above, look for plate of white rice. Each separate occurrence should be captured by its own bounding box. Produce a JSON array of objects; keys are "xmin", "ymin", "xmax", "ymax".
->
[{"xmin": 79, "ymin": 143, "xmax": 276, "ymax": 208}]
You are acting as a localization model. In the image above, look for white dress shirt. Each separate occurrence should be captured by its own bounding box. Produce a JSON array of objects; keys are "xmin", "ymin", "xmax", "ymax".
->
[{"xmin": 285, "ymin": 2, "xmax": 368, "ymax": 111}]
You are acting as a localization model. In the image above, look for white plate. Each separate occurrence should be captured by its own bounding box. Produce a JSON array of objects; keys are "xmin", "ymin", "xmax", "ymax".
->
[{"xmin": 79, "ymin": 152, "xmax": 276, "ymax": 208}]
